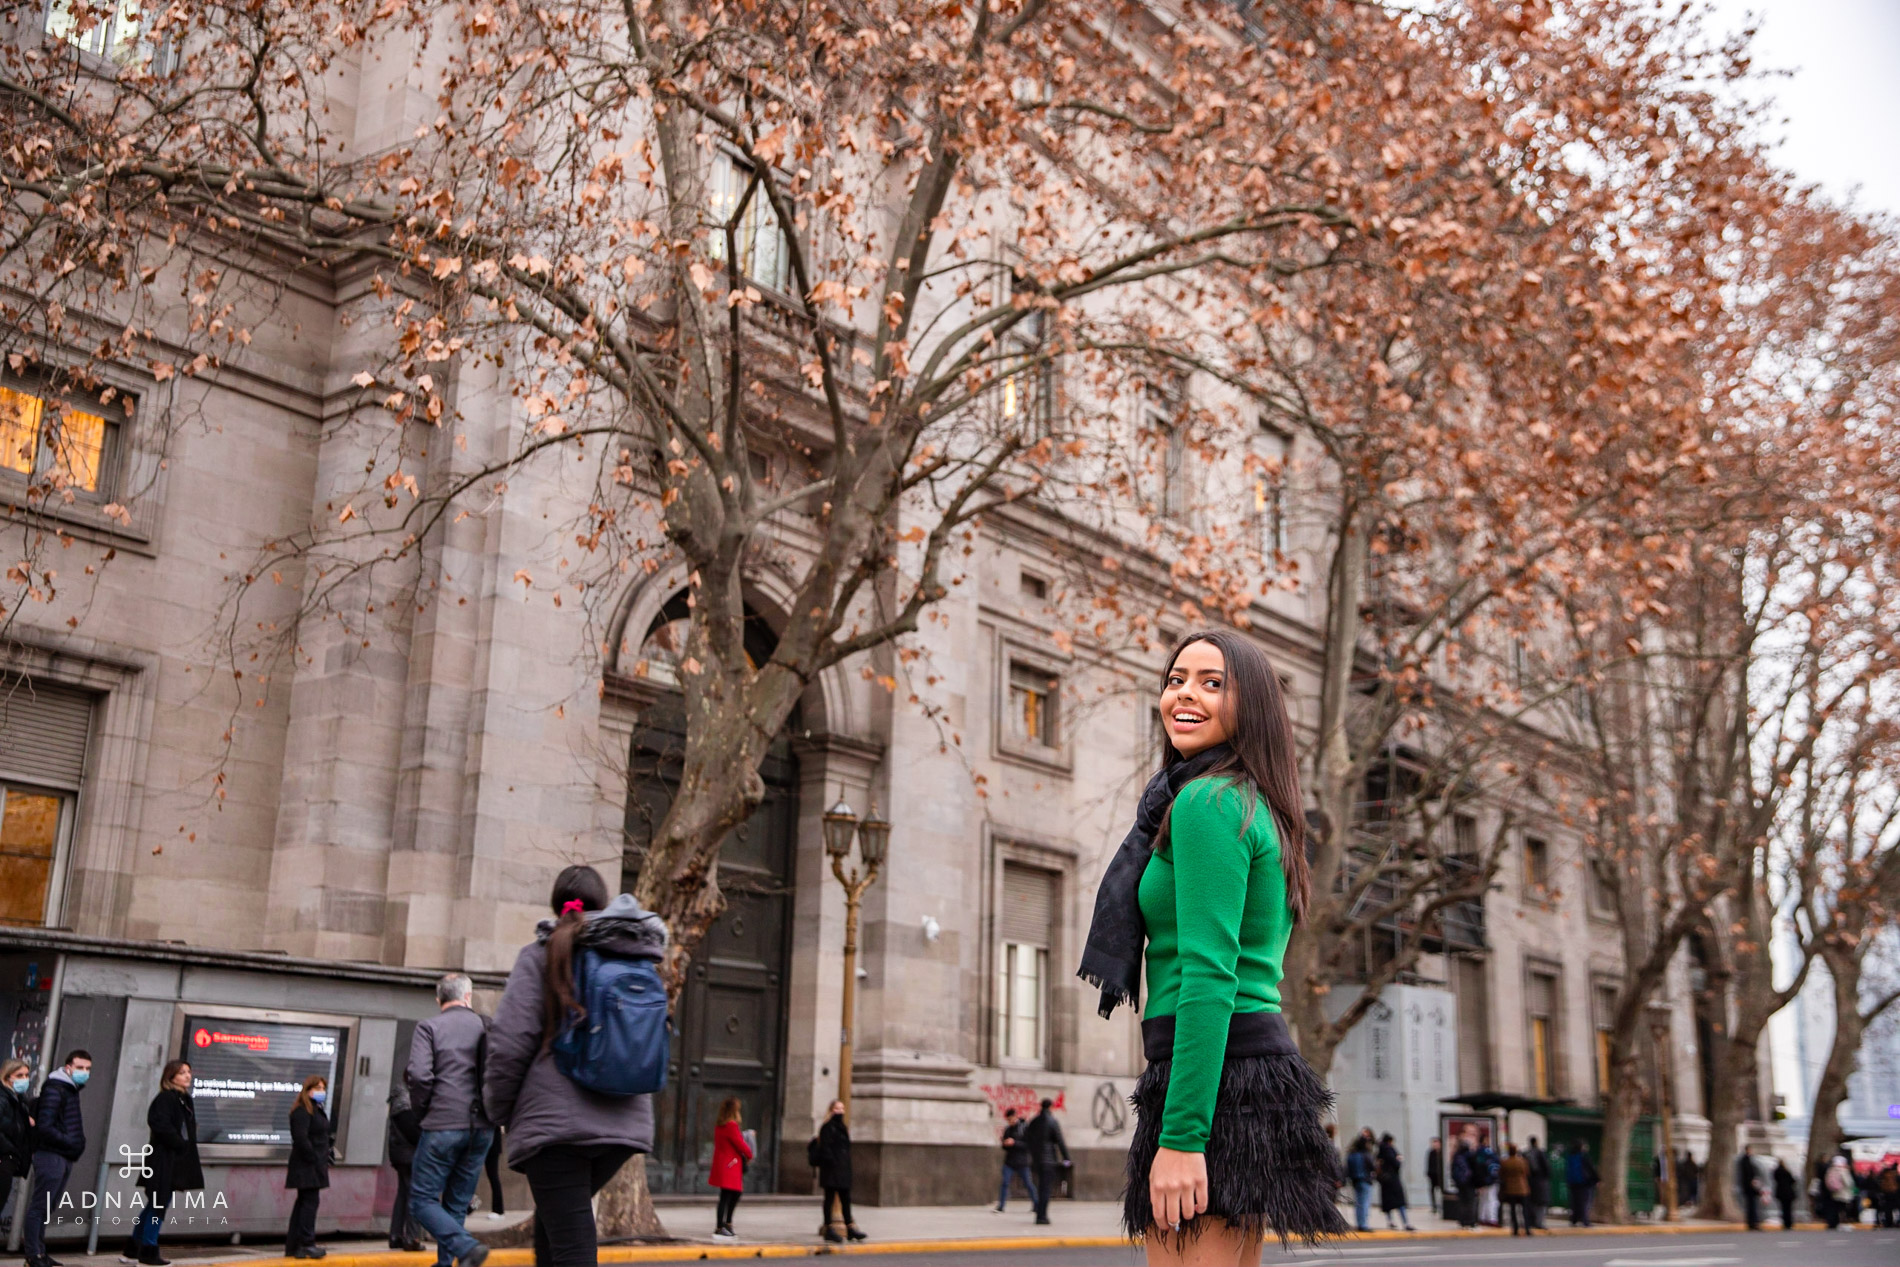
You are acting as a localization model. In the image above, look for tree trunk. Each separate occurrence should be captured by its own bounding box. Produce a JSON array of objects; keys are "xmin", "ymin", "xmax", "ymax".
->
[
  {"xmin": 595, "ymin": 1157, "xmax": 666, "ymax": 1242},
  {"xmin": 1597, "ymin": 1026, "xmax": 1644, "ymax": 1225},
  {"xmin": 1699, "ymin": 1020, "xmax": 1761, "ymax": 1223},
  {"xmin": 1803, "ymin": 950, "xmax": 1866, "ymax": 1186}
]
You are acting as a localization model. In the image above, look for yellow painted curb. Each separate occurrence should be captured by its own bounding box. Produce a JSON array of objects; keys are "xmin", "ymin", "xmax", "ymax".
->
[{"xmin": 221, "ymin": 1219, "xmax": 1880, "ymax": 1267}]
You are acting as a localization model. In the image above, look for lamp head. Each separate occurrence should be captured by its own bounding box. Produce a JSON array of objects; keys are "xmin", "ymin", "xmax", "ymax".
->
[
  {"xmin": 823, "ymin": 797, "xmax": 859, "ymax": 859},
  {"xmin": 857, "ymin": 802, "xmax": 891, "ymax": 866}
]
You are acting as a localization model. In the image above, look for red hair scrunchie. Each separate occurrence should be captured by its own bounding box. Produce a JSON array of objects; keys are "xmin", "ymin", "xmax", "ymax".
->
[{"xmin": 561, "ymin": 899, "xmax": 585, "ymax": 914}]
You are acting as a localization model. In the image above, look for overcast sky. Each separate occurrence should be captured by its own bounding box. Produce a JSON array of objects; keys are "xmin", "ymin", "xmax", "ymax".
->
[{"xmin": 1701, "ymin": 0, "xmax": 1900, "ymax": 216}]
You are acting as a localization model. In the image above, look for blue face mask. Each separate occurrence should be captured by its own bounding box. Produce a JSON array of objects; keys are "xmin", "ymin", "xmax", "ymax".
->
[
  {"xmin": 70, "ymin": 1070, "xmax": 89, "ymax": 1088},
  {"xmin": 310, "ymin": 1090, "xmax": 326, "ymax": 1105},
  {"xmin": 8, "ymin": 1077, "xmax": 27, "ymax": 1094}
]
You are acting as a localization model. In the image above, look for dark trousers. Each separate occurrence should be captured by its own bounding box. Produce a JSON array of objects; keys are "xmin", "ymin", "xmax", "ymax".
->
[
  {"xmin": 823, "ymin": 1186, "xmax": 854, "ymax": 1228},
  {"xmin": 287, "ymin": 1188, "xmax": 322, "ymax": 1252},
  {"xmin": 1428, "ymin": 1181, "xmax": 1440, "ymax": 1215},
  {"xmin": 1779, "ymin": 1196, "xmax": 1796, "ymax": 1229},
  {"xmin": 390, "ymin": 1163, "xmax": 417, "ymax": 1246},
  {"xmin": 1527, "ymin": 1198, "xmax": 1547, "ymax": 1230},
  {"xmin": 1032, "ymin": 1165, "xmax": 1060, "ymax": 1221},
  {"xmin": 519, "ymin": 1143, "xmax": 633, "ymax": 1267},
  {"xmin": 485, "ymin": 1132, "xmax": 506, "ymax": 1215},
  {"xmin": 1574, "ymin": 1185, "xmax": 1595, "ymax": 1227},
  {"xmin": 24, "ymin": 1153, "xmax": 72, "ymax": 1259},
  {"xmin": 131, "ymin": 1188, "xmax": 172, "ymax": 1251},
  {"xmin": 1742, "ymin": 1187, "xmax": 1761, "ymax": 1230},
  {"xmin": 715, "ymin": 1188, "xmax": 740, "ymax": 1230},
  {"xmin": 1503, "ymin": 1197, "xmax": 1526, "ymax": 1234}
]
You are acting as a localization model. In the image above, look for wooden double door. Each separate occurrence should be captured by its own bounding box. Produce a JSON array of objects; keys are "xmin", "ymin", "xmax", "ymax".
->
[{"xmin": 624, "ymin": 709, "xmax": 798, "ymax": 1194}]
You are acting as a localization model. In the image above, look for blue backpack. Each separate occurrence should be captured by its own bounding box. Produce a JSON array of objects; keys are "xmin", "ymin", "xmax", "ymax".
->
[{"xmin": 551, "ymin": 948, "xmax": 670, "ymax": 1096}]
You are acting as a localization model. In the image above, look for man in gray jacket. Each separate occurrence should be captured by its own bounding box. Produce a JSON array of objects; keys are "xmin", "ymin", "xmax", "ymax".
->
[{"xmin": 406, "ymin": 973, "xmax": 494, "ymax": 1267}]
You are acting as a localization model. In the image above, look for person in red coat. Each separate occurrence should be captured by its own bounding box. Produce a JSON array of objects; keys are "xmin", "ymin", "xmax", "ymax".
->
[{"xmin": 710, "ymin": 1098, "xmax": 754, "ymax": 1240}]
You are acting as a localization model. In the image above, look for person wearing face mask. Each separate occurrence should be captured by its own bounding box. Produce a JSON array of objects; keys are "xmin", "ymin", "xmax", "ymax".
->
[
  {"xmin": 285, "ymin": 1076, "xmax": 335, "ymax": 1259},
  {"xmin": 122, "ymin": 1061, "xmax": 203, "ymax": 1267},
  {"xmin": 0, "ymin": 1060, "xmax": 34, "ymax": 1215},
  {"xmin": 25, "ymin": 1049, "xmax": 91, "ymax": 1267}
]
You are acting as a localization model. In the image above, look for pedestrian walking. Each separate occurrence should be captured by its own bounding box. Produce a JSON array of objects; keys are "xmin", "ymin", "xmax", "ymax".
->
[
  {"xmin": 1499, "ymin": 1143, "xmax": 1530, "ymax": 1235},
  {"xmin": 1678, "ymin": 1150, "xmax": 1700, "ymax": 1208},
  {"xmin": 1873, "ymin": 1162, "xmax": 1899, "ymax": 1227},
  {"xmin": 1345, "ymin": 1137, "xmax": 1374, "ymax": 1231},
  {"xmin": 1023, "ymin": 1098, "xmax": 1071, "ymax": 1226},
  {"xmin": 285, "ymin": 1075, "xmax": 334, "ymax": 1259},
  {"xmin": 1079, "ymin": 631, "xmax": 1348, "ymax": 1259},
  {"xmin": 1450, "ymin": 1137, "xmax": 1477, "ymax": 1228},
  {"xmin": 1523, "ymin": 1136, "xmax": 1550, "ymax": 1231},
  {"xmin": 0, "ymin": 1060, "xmax": 33, "ymax": 1230},
  {"xmin": 385, "ymin": 1078, "xmax": 423, "ymax": 1251},
  {"xmin": 810, "ymin": 1100, "xmax": 865, "ymax": 1243},
  {"xmin": 1566, "ymin": 1142, "xmax": 1599, "ymax": 1227},
  {"xmin": 1736, "ymin": 1145, "xmax": 1764, "ymax": 1231},
  {"xmin": 995, "ymin": 1108, "xmax": 1038, "ymax": 1213},
  {"xmin": 25, "ymin": 1048, "xmax": 91, "ymax": 1267},
  {"xmin": 120, "ymin": 1060, "xmax": 203, "ymax": 1266},
  {"xmin": 1424, "ymin": 1137, "xmax": 1443, "ymax": 1217},
  {"xmin": 407, "ymin": 972, "xmax": 495, "ymax": 1267},
  {"xmin": 483, "ymin": 865, "xmax": 667, "ymax": 1267},
  {"xmin": 1475, "ymin": 1137, "xmax": 1501, "ymax": 1227},
  {"xmin": 1376, "ymin": 1134, "xmax": 1413, "ymax": 1231},
  {"xmin": 708, "ymin": 1098, "xmax": 752, "ymax": 1240},
  {"xmin": 1821, "ymin": 1153, "xmax": 1855, "ymax": 1228},
  {"xmin": 1772, "ymin": 1159, "xmax": 1798, "ymax": 1230}
]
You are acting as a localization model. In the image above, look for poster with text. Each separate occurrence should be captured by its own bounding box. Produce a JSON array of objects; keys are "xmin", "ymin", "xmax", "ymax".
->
[{"xmin": 181, "ymin": 1016, "xmax": 346, "ymax": 1148}]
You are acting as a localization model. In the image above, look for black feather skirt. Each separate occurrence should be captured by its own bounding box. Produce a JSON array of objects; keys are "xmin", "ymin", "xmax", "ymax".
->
[{"xmin": 1122, "ymin": 1013, "xmax": 1348, "ymax": 1247}]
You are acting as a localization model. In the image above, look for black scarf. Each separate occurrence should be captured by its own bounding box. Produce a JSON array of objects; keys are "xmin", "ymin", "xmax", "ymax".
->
[{"xmin": 1077, "ymin": 743, "xmax": 1233, "ymax": 1018}]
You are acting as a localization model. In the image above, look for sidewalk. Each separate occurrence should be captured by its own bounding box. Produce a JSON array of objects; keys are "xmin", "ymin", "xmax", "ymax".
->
[{"xmin": 29, "ymin": 1202, "xmax": 1881, "ymax": 1267}]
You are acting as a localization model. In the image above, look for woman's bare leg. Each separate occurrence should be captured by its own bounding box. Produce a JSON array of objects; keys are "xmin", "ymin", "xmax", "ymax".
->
[{"xmin": 1144, "ymin": 1221, "xmax": 1264, "ymax": 1267}]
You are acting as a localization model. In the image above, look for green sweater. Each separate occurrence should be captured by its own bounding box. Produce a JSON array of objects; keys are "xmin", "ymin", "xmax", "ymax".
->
[{"xmin": 1138, "ymin": 775, "xmax": 1291, "ymax": 1152}]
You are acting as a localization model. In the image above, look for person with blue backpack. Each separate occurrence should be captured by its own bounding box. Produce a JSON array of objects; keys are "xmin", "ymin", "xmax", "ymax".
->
[{"xmin": 484, "ymin": 865, "xmax": 669, "ymax": 1266}]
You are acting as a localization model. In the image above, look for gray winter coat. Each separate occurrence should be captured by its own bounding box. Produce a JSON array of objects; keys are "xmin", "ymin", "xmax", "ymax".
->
[
  {"xmin": 407, "ymin": 1004, "xmax": 493, "ymax": 1132},
  {"xmin": 482, "ymin": 894, "xmax": 666, "ymax": 1169}
]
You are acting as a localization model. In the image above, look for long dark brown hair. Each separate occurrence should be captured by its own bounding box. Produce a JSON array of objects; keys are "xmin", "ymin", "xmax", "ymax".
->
[
  {"xmin": 543, "ymin": 863, "xmax": 610, "ymax": 1048},
  {"xmin": 1156, "ymin": 628, "xmax": 1311, "ymax": 924}
]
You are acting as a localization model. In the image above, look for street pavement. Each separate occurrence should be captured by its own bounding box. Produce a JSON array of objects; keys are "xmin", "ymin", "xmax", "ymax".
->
[{"xmin": 811, "ymin": 1227, "xmax": 1900, "ymax": 1266}]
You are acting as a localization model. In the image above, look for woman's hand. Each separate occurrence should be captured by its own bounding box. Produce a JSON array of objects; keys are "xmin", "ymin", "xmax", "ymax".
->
[{"xmin": 1149, "ymin": 1146, "xmax": 1209, "ymax": 1231}]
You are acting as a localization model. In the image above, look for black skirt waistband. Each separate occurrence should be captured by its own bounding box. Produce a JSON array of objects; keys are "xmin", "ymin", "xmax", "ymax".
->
[{"xmin": 1142, "ymin": 1010, "xmax": 1299, "ymax": 1062}]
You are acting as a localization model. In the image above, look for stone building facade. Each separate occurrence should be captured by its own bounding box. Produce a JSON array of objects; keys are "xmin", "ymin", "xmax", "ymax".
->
[{"xmin": 0, "ymin": 10, "xmax": 1720, "ymax": 1227}]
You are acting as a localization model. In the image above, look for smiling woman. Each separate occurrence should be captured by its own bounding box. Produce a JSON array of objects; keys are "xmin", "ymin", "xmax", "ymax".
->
[{"xmin": 1083, "ymin": 629, "xmax": 1343, "ymax": 1266}]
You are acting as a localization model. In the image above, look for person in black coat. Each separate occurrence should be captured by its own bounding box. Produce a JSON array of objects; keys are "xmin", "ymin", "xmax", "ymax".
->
[
  {"xmin": 1424, "ymin": 1137, "xmax": 1443, "ymax": 1216},
  {"xmin": 0, "ymin": 1059, "xmax": 34, "ymax": 1197},
  {"xmin": 1736, "ymin": 1145, "xmax": 1764, "ymax": 1231},
  {"xmin": 812, "ymin": 1101, "xmax": 864, "ymax": 1244},
  {"xmin": 1021, "ymin": 1099, "xmax": 1071, "ymax": 1227},
  {"xmin": 1772, "ymin": 1159, "xmax": 1799, "ymax": 1230},
  {"xmin": 286, "ymin": 1076, "xmax": 335, "ymax": 1259},
  {"xmin": 386, "ymin": 1079, "xmax": 423, "ymax": 1251},
  {"xmin": 1523, "ymin": 1136, "xmax": 1551, "ymax": 1231},
  {"xmin": 124, "ymin": 1061, "xmax": 204, "ymax": 1266}
]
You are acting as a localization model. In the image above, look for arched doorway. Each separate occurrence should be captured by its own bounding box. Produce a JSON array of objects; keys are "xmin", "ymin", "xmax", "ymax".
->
[{"xmin": 624, "ymin": 597, "xmax": 798, "ymax": 1194}]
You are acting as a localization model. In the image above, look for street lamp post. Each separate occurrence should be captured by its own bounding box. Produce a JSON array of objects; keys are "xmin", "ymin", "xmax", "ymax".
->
[
  {"xmin": 1648, "ymin": 1004, "xmax": 1677, "ymax": 1220},
  {"xmin": 823, "ymin": 795, "xmax": 889, "ymax": 1113}
]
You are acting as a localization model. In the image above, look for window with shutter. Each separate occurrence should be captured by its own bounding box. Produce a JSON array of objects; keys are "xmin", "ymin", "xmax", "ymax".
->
[
  {"xmin": 0, "ymin": 677, "xmax": 94, "ymax": 926},
  {"xmin": 998, "ymin": 863, "xmax": 1057, "ymax": 1065}
]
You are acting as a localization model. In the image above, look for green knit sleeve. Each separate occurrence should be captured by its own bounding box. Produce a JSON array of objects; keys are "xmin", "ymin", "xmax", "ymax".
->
[{"xmin": 1158, "ymin": 777, "xmax": 1257, "ymax": 1153}]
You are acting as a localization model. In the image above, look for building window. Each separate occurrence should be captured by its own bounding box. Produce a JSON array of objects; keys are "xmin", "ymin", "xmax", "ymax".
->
[
  {"xmin": 1454, "ymin": 956, "xmax": 1491, "ymax": 1093},
  {"xmin": 1452, "ymin": 812, "xmax": 1478, "ymax": 856},
  {"xmin": 1008, "ymin": 663, "xmax": 1058, "ymax": 749},
  {"xmin": 0, "ymin": 675, "xmax": 94, "ymax": 926},
  {"xmin": 998, "ymin": 275, "xmax": 1055, "ymax": 439},
  {"xmin": 1593, "ymin": 983, "xmax": 1618, "ymax": 1104},
  {"xmin": 0, "ymin": 382, "xmax": 121, "ymax": 498},
  {"xmin": 998, "ymin": 863, "xmax": 1057, "ymax": 1065},
  {"xmin": 44, "ymin": 0, "xmax": 166, "ymax": 66},
  {"xmin": 707, "ymin": 151, "xmax": 791, "ymax": 292},
  {"xmin": 0, "ymin": 785, "xmax": 73, "ymax": 925},
  {"xmin": 1019, "ymin": 571, "xmax": 1048, "ymax": 601},
  {"xmin": 1523, "ymin": 836, "xmax": 1550, "ymax": 898},
  {"xmin": 1255, "ymin": 420, "xmax": 1290, "ymax": 554},
  {"xmin": 1161, "ymin": 422, "xmax": 1187, "ymax": 518},
  {"xmin": 1526, "ymin": 968, "xmax": 1561, "ymax": 1099},
  {"xmin": 1587, "ymin": 857, "xmax": 1617, "ymax": 917}
]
